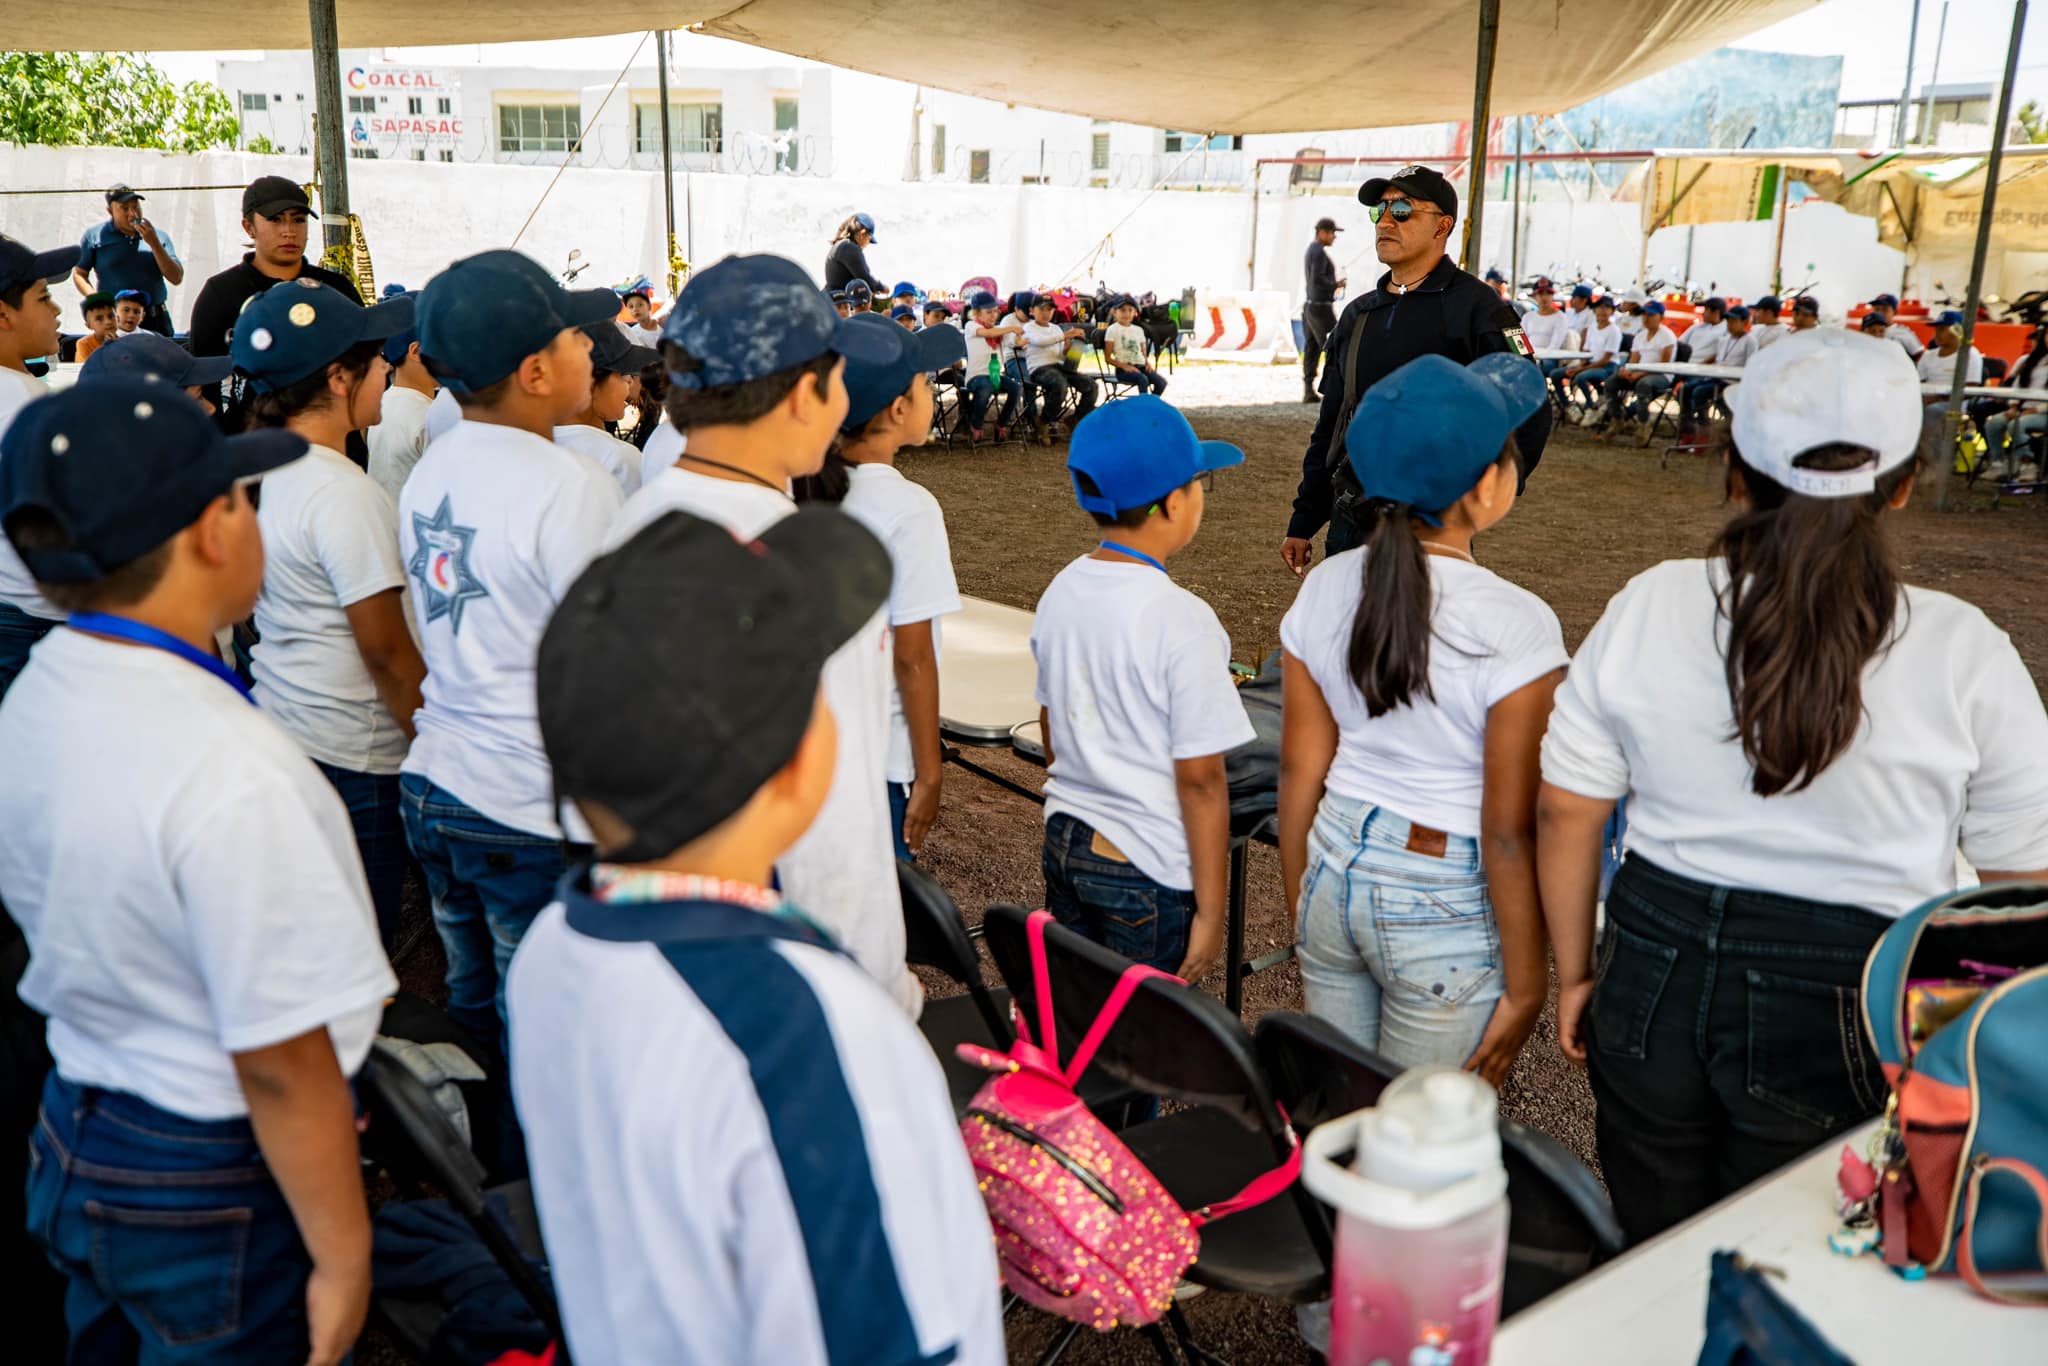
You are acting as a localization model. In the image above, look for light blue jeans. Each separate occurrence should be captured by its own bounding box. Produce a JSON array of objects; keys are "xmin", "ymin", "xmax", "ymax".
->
[{"xmin": 1295, "ymin": 793, "xmax": 1502, "ymax": 1070}]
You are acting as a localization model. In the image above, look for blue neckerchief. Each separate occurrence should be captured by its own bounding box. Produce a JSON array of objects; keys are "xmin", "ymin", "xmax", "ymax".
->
[
  {"xmin": 1097, "ymin": 541, "xmax": 1168, "ymax": 576},
  {"xmin": 69, "ymin": 612, "xmax": 251, "ymax": 705}
]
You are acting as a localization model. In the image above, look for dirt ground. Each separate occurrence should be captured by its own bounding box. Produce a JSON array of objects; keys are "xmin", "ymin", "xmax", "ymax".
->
[{"xmin": 370, "ymin": 363, "xmax": 2045, "ymax": 1366}]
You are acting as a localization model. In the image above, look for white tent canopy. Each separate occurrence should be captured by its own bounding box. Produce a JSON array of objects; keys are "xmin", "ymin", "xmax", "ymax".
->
[{"xmin": 17, "ymin": 0, "xmax": 1823, "ymax": 134}]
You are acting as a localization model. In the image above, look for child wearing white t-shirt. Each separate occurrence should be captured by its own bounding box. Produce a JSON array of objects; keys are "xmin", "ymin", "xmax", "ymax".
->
[
  {"xmin": 367, "ymin": 321, "xmax": 437, "ymax": 504},
  {"xmin": 1035, "ymin": 398, "xmax": 1254, "ymax": 980},
  {"xmin": 1023, "ymin": 295, "xmax": 1096, "ymax": 443},
  {"xmin": 553, "ymin": 320, "xmax": 662, "ymax": 498},
  {"xmin": 232, "ymin": 280, "xmax": 427, "ymax": 949},
  {"xmin": 794, "ymin": 312, "xmax": 969, "ymax": 861},
  {"xmin": 1104, "ymin": 297, "xmax": 1167, "ymax": 396},
  {"xmin": 1279, "ymin": 353, "xmax": 1563, "ymax": 1082},
  {"xmin": 960, "ymin": 291, "xmax": 1024, "ymax": 444},
  {"xmin": 610, "ymin": 252, "xmax": 921, "ymax": 1016},
  {"xmin": 1537, "ymin": 330, "xmax": 2048, "ymax": 1245},
  {"xmin": 2, "ymin": 384, "xmax": 395, "ymax": 1363}
]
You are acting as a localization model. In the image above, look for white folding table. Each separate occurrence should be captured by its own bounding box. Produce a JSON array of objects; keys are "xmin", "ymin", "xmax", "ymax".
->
[
  {"xmin": 936, "ymin": 595, "xmax": 1038, "ymax": 745},
  {"xmin": 1494, "ymin": 1120, "xmax": 2043, "ymax": 1362}
]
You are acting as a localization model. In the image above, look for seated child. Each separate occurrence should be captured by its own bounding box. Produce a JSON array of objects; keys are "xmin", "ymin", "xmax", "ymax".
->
[
  {"xmin": 507, "ymin": 508, "xmax": 1002, "ymax": 1366},
  {"xmin": 553, "ymin": 321, "xmax": 662, "ymax": 498},
  {"xmin": 112, "ymin": 289, "xmax": 147, "ymax": 336},
  {"xmin": 1105, "ymin": 296, "xmax": 1168, "ymax": 396},
  {"xmin": 72, "ymin": 291, "xmax": 116, "ymax": 362},
  {"xmin": 1023, "ymin": 295, "xmax": 1097, "ymax": 442},
  {"xmin": 890, "ymin": 304, "xmax": 919, "ymax": 331},
  {"xmin": 1033, "ymin": 397, "xmax": 1254, "ymax": 979},
  {"xmin": 961, "ymin": 290, "xmax": 1024, "ymax": 443}
]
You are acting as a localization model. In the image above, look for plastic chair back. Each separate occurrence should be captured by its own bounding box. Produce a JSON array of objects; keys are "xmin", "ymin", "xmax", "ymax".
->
[{"xmin": 897, "ymin": 862, "xmax": 1011, "ymax": 1042}]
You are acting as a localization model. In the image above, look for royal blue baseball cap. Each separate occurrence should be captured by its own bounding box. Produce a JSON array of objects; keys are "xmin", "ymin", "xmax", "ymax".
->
[
  {"xmin": 1347, "ymin": 353, "xmax": 1545, "ymax": 527},
  {"xmin": 891, "ymin": 280, "xmax": 918, "ymax": 299},
  {"xmin": 79, "ymin": 332, "xmax": 233, "ymax": 389},
  {"xmin": 584, "ymin": 320, "xmax": 660, "ymax": 375},
  {"xmin": 0, "ymin": 233, "xmax": 79, "ymax": 297},
  {"xmin": 417, "ymin": 249, "xmax": 622, "ymax": 395},
  {"xmin": 1067, "ymin": 396, "xmax": 1242, "ymax": 517},
  {"xmin": 661, "ymin": 253, "xmax": 894, "ymax": 391},
  {"xmin": 841, "ymin": 313, "xmax": 965, "ymax": 430},
  {"xmin": 1934, "ymin": 309, "xmax": 1966, "ymax": 328},
  {"xmin": 1643, "ymin": 301, "xmax": 1666, "ymax": 316},
  {"xmin": 1570, "ymin": 284, "xmax": 1593, "ymax": 300},
  {"xmin": 114, "ymin": 290, "xmax": 147, "ymax": 306},
  {"xmin": 0, "ymin": 381, "xmax": 306, "ymax": 583},
  {"xmin": 232, "ymin": 280, "xmax": 413, "ymax": 392}
]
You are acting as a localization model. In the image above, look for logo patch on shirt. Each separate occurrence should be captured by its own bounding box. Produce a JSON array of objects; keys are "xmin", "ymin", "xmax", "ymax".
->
[
  {"xmin": 1504, "ymin": 326, "xmax": 1535, "ymax": 358},
  {"xmin": 408, "ymin": 495, "xmax": 489, "ymax": 632}
]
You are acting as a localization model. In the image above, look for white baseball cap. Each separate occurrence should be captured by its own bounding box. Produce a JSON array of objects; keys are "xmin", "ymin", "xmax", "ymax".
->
[{"xmin": 1728, "ymin": 328, "xmax": 1922, "ymax": 499}]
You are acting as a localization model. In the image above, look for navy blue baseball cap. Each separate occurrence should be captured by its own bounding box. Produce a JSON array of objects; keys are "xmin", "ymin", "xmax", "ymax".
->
[
  {"xmin": 1754, "ymin": 295, "xmax": 1783, "ymax": 313},
  {"xmin": 584, "ymin": 320, "xmax": 660, "ymax": 375},
  {"xmin": 853, "ymin": 212, "xmax": 877, "ymax": 241},
  {"xmin": 661, "ymin": 253, "xmax": 894, "ymax": 391},
  {"xmin": 1703, "ymin": 296, "xmax": 1727, "ymax": 312},
  {"xmin": 1871, "ymin": 293, "xmax": 1900, "ymax": 308},
  {"xmin": 966, "ymin": 290, "xmax": 1000, "ymax": 311},
  {"xmin": 841, "ymin": 313, "xmax": 966, "ymax": 430},
  {"xmin": 889, "ymin": 304, "xmax": 917, "ymax": 322},
  {"xmin": 380, "ymin": 282, "xmax": 409, "ymax": 299},
  {"xmin": 827, "ymin": 287, "xmax": 848, "ymax": 303},
  {"xmin": 1347, "ymin": 353, "xmax": 1545, "ymax": 527},
  {"xmin": 0, "ymin": 381, "xmax": 306, "ymax": 584},
  {"xmin": 1067, "ymin": 396, "xmax": 1242, "ymax": 517},
  {"xmin": 1570, "ymin": 284, "xmax": 1594, "ymax": 300},
  {"xmin": 1859, "ymin": 311, "xmax": 1890, "ymax": 331},
  {"xmin": 231, "ymin": 280, "xmax": 413, "ymax": 393},
  {"xmin": 79, "ymin": 332, "xmax": 233, "ymax": 389},
  {"xmin": 891, "ymin": 281, "xmax": 918, "ymax": 299},
  {"xmin": 0, "ymin": 234, "xmax": 80, "ymax": 296},
  {"xmin": 417, "ymin": 250, "xmax": 621, "ymax": 395},
  {"xmin": 1725, "ymin": 305, "xmax": 1752, "ymax": 322},
  {"xmin": 846, "ymin": 280, "xmax": 874, "ymax": 308},
  {"xmin": 1793, "ymin": 295, "xmax": 1820, "ymax": 314},
  {"xmin": 379, "ymin": 294, "xmax": 421, "ymax": 365}
]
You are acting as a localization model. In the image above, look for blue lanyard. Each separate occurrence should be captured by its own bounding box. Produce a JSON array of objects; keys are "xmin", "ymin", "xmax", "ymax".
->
[
  {"xmin": 69, "ymin": 612, "xmax": 252, "ymax": 705},
  {"xmin": 1098, "ymin": 542, "xmax": 1168, "ymax": 576}
]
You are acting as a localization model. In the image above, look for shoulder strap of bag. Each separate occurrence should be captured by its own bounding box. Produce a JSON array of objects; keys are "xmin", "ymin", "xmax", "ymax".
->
[
  {"xmin": 1957, "ymin": 1156, "xmax": 2048, "ymax": 1305},
  {"xmin": 1189, "ymin": 1112, "xmax": 1304, "ymax": 1228},
  {"xmin": 1021, "ymin": 908, "xmax": 1178, "ymax": 1083}
]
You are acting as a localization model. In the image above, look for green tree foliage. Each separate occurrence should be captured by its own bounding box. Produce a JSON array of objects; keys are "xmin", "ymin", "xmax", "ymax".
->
[
  {"xmin": 2017, "ymin": 100, "xmax": 2047, "ymax": 146},
  {"xmin": 0, "ymin": 52, "xmax": 241, "ymax": 153}
]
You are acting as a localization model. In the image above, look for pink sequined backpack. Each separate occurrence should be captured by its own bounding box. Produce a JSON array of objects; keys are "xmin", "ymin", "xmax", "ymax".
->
[{"xmin": 956, "ymin": 910, "xmax": 1302, "ymax": 1331}]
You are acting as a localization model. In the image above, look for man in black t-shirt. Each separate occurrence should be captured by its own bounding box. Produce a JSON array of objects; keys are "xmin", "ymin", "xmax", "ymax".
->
[{"xmin": 1302, "ymin": 217, "xmax": 1345, "ymax": 404}]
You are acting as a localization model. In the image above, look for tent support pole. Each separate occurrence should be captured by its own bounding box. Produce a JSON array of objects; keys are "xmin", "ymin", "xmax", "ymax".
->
[
  {"xmin": 1459, "ymin": 0, "xmax": 1500, "ymax": 274},
  {"xmin": 1769, "ymin": 165, "xmax": 1790, "ymax": 296},
  {"xmin": 309, "ymin": 0, "xmax": 349, "ymax": 256},
  {"xmin": 1894, "ymin": 0, "xmax": 1922, "ymax": 147},
  {"xmin": 1935, "ymin": 0, "xmax": 2027, "ymax": 512},
  {"xmin": 1921, "ymin": 2, "xmax": 1950, "ymax": 146},
  {"xmin": 1246, "ymin": 160, "xmax": 1259, "ymax": 289},
  {"xmin": 1509, "ymin": 116, "xmax": 1524, "ymax": 284},
  {"xmin": 656, "ymin": 29, "xmax": 681, "ymax": 297}
]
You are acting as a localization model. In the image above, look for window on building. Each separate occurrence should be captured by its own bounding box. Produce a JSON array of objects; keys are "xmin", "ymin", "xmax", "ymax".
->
[
  {"xmin": 1090, "ymin": 133, "xmax": 1110, "ymax": 171},
  {"xmin": 499, "ymin": 103, "xmax": 580, "ymax": 154},
  {"xmin": 348, "ymin": 147, "xmax": 379, "ymax": 160},
  {"xmin": 634, "ymin": 101, "xmax": 724, "ymax": 156},
  {"xmin": 1164, "ymin": 130, "xmax": 1186, "ymax": 153},
  {"xmin": 347, "ymin": 95, "xmax": 376, "ymax": 115},
  {"xmin": 241, "ymin": 92, "xmax": 268, "ymax": 113},
  {"xmin": 437, "ymin": 150, "xmax": 455, "ymax": 163},
  {"xmin": 969, "ymin": 149, "xmax": 990, "ymax": 184},
  {"xmin": 438, "ymin": 97, "xmax": 453, "ymax": 115},
  {"xmin": 932, "ymin": 125, "xmax": 946, "ymax": 174},
  {"xmin": 774, "ymin": 96, "xmax": 799, "ymax": 133},
  {"xmin": 407, "ymin": 96, "xmax": 423, "ymax": 115},
  {"xmin": 1288, "ymin": 145, "xmax": 1326, "ymax": 187},
  {"xmin": 411, "ymin": 149, "xmax": 425, "ymax": 161}
]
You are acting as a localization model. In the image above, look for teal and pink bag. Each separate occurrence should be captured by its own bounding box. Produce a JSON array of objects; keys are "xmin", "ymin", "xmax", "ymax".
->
[
  {"xmin": 955, "ymin": 909, "xmax": 1301, "ymax": 1331},
  {"xmin": 1859, "ymin": 883, "xmax": 2048, "ymax": 1302}
]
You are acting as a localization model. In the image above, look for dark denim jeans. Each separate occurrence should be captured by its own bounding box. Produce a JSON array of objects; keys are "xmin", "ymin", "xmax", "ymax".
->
[
  {"xmin": 397, "ymin": 775, "xmax": 573, "ymax": 1054},
  {"xmin": 315, "ymin": 763, "xmax": 406, "ymax": 951},
  {"xmin": 887, "ymin": 781, "xmax": 914, "ymax": 863},
  {"xmin": 1030, "ymin": 365, "xmax": 1098, "ymax": 427},
  {"xmin": 1112, "ymin": 366, "xmax": 1169, "ymax": 396},
  {"xmin": 964, "ymin": 374, "xmax": 1022, "ymax": 429},
  {"xmin": 1042, "ymin": 812, "xmax": 1196, "ymax": 973},
  {"xmin": 0, "ymin": 601, "xmax": 57, "ymax": 704},
  {"xmin": 1588, "ymin": 856, "xmax": 1889, "ymax": 1246},
  {"xmin": 25, "ymin": 1075, "xmax": 319, "ymax": 1364}
]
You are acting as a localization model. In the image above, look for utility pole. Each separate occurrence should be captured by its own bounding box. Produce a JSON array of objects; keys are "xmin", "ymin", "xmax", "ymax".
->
[
  {"xmin": 1893, "ymin": 0, "xmax": 1922, "ymax": 147},
  {"xmin": 309, "ymin": 0, "xmax": 350, "ymax": 257},
  {"xmin": 1459, "ymin": 0, "xmax": 1501, "ymax": 274},
  {"xmin": 655, "ymin": 29, "xmax": 682, "ymax": 296}
]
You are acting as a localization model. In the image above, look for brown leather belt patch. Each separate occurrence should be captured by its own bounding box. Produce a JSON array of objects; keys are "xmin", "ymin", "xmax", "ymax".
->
[
  {"xmin": 1405, "ymin": 824, "xmax": 1449, "ymax": 858},
  {"xmin": 1088, "ymin": 830, "xmax": 1132, "ymax": 863}
]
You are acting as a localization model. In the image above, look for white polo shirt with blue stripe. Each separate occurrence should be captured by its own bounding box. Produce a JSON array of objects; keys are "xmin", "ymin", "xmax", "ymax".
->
[{"xmin": 506, "ymin": 874, "xmax": 1002, "ymax": 1366}]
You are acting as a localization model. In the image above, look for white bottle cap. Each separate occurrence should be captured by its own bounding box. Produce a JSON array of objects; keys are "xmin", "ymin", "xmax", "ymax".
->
[{"xmin": 1298, "ymin": 1068, "xmax": 1507, "ymax": 1232}]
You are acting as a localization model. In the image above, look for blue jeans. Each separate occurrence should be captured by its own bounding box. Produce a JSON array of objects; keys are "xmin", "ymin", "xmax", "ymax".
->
[
  {"xmin": 315, "ymin": 763, "xmax": 405, "ymax": 951},
  {"xmin": 1570, "ymin": 364, "xmax": 1616, "ymax": 403},
  {"xmin": 1004, "ymin": 358, "xmax": 1039, "ymax": 423},
  {"xmin": 25, "ymin": 1075, "xmax": 321, "ymax": 1364},
  {"xmin": 397, "ymin": 774, "xmax": 572, "ymax": 1053},
  {"xmin": 0, "ymin": 600, "xmax": 56, "ymax": 703},
  {"xmin": 887, "ymin": 781, "xmax": 914, "ymax": 863},
  {"xmin": 1294, "ymin": 793, "xmax": 1502, "ymax": 1070},
  {"xmin": 1604, "ymin": 371, "xmax": 1673, "ymax": 421},
  {"xmin": 964, "ymin": 373, "xmax": 1022, "ymax": 429},
  {"xmin": 1042, "ymin": 812, "xmax": 1195, "ymax": 973},
  {"xmin": 1113, "ymin": 365, "xmax": 1168, "ymax": 396}
]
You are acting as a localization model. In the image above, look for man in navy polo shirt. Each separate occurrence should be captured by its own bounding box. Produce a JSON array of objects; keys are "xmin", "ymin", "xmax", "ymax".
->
[{"xmin": 70, "ymin": 185, "xmax": 183, "ymax": 337}]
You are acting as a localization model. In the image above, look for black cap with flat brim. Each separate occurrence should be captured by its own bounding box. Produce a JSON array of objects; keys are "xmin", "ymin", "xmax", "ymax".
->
[
  {"xmin": 1358, "ymin": 164, "xmax": 1459, "ymax": 220},
  {"xmin": 0, "ymin": 234, "xmax": 81, "ymax": 295},
  {"xmin": 538, "ymin": 507, "xmax": 891, "ymax": 863},
  {"xmin": 241, "ymin": 175, "xmax": 317, "ymax": 219}
]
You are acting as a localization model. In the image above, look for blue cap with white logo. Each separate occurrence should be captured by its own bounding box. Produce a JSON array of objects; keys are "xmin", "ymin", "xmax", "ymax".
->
[
  {"xmin": 0, "ymin": 233, "xmax": 79, "ymax": 297},
  {"xmin": 1066, "ymin": 396, "xmax": 1243, "ymax": 517},
  {"xmin": 660, "ymin": 253, "xmax": 895, "ymax": 391},
  {"xmin": 841, "ymin": 313, "xmax": 965, "ymax": 430},
  {"xmin": 417, "ymin": 250, "xmax": 623, "ymax": 394},
  {"xmin": 232, "ymin": 280, "xmax": 413, "ymax": 392},
  {"xmin": 79, "ymin": 332, "xmax": 233, "ymax": 390},
  {"xmin": 0, "ymin": 381, "xmax": 306, "ymax": 584},
  {"xmin": 1346, "ymin": 353, "xmax": 1545, "ymax": 527}
]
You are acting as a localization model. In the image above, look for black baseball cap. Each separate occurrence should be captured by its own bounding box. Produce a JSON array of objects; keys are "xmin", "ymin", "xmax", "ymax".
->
[
  {"xmin": 1703, "ymin": 296, "xmax": 1727, "ymax": 312},
  {"xmin": 1754, "ymin": 295, "xmax": 1783, "ymax": 314},
  {"xmin": 242, "ymin": 175, "xmax": 316, "ymax": 219},
  {"xmin": 105, "ymin": 184, "xmax": 144, "ymax": 204},
  {"xmin": 0, "ymin": 381, "xmax": 305, "ymax": 584},
  {"xmin": 79, "ymin": 331, "xmax": 234, "ymax": 389},
  {"xmin": 0, "ymin": 233, "xmax": 80, "ymax": 297},
  {"xmin": 1358, "ymin": 164, "xmax": 1459, "ymax": 220},
  {"xmin": 1793, "ymin": 296, "xmax": 1820, "ymax": 315},
  {"xmin": 1314, "ymin": 216, "xmax": 1343, "ymax": 233},
  {"xmin": 231, "ymin": 280, "xmax": 414, "ymax": 392},
  {"xmin": 537, "ymin": 507, "xmax": 890, "ymax": 862},
  {"xmin": 583, "ymin": 320, "xmax": 660, "ymax": 375},
  {"xmin": 418, "ymin": 249, "xmax": 623, "ymax": 394}
]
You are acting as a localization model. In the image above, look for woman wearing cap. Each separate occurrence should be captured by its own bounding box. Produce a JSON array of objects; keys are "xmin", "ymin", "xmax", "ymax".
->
[
  {"xmin": 233, "ymin": 281, "xmax": 427, "ymax": 949},
  {"xmin": 1538, "ymin": 330, "xmax": 2048, "ymax": 1246},
  {"xmin": 824, "ymin": 212, "xmax": 885, "ymax": 295},
  {"xmin": 1279, "ymin": 353, "xmax": 1564, "ymax": 1085}
]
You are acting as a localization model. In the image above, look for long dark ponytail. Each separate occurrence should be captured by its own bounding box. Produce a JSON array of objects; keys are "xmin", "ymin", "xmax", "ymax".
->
[
  {"xmin": 791, "ymin": 435, "xmax": 852, "ymax": 504},
  {"xmin": 1717, "ymin": 441, "xmax": 1916, "ymax": 796},
  {"xmin": 1346, "ymin": 503, "xmax": 1438, "ymax": 717}
]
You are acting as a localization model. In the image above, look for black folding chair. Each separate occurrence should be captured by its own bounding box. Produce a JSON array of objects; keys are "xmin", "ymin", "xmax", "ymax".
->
[
  {"xmin": 930, "ymin": 371, "xmax": 967, "ymax": 449},
  {"xmin": 1253, "ymin": 1010, "xmax": 1625, "ymax": 1319},
  {"xmin": 1644, "ymin": 339, "xmax": 1693, "ymax": 444},
  {"xmin": 1092, "ymin": 337, "xmax": 1145, "ymax": 403},
  {"xmin": 899, "ymin": 861, "xmax": 1015, "ymax": 1113},
  {"xmin": 983, "ymin": 904, "xmax": 1330, "ymax": 1365}
]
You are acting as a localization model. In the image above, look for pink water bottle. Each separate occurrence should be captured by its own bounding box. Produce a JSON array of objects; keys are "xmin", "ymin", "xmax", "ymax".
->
[{"xmin": 1300, "ymin": 1068, "xmax": 1509, "ymax": 1366}]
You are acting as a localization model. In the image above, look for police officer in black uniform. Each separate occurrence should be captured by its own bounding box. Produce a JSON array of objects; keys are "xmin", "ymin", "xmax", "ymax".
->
[
  {"xmin": 1302, "ymin": 216, "xmax": 1344, "ymax": 403},
  {"xmin": 1280, "ymin": 166, "xmax": 1549, "ymax": 578}
]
